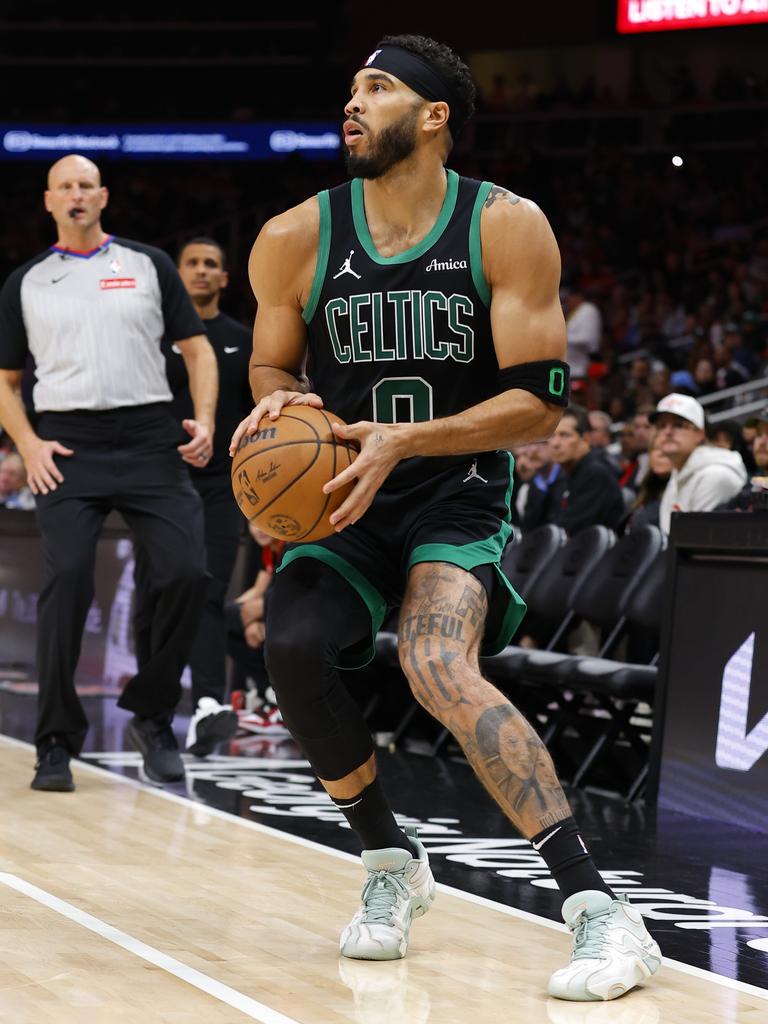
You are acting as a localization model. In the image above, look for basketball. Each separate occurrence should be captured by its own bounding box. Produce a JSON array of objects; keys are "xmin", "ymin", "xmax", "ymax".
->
[{"xmin": 231, "ymin": 405, "xmax": 358, "ymax": 542}]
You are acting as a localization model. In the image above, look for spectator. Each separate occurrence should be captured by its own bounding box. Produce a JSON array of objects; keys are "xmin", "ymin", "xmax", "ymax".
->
[
  {"xmin": 691, "ymin": 359, "xmax": 717, "ymax": 396},
  {"xmin": 721, "ymin": 405, "xmax": 768, "ymax": 511},
  {"xmin": 513, "ymin": 440, "xmax": 561, "ymax": 532},
  {"xmin": 625, "ymin": 434, "xmax": 673, "ymax": 532},
  {"xmin": 706, "ymin": 420, "xmax": 740, "ymax": 451},
  {"xmin": 617, "ymin": 423, "xmax": 641, "ymax": 490},
  {"xmin": 585, "ymin": 410, "xmax": 621, "ymax": 471},
  {"xmin": 548, "ymin": 405, "xmax": 625, "ymax": 535},
  {"xmin": 632, "ymin": 406, "xmax": 655, "ymax": 484},
  {"xmin": 649, "ymin": 365, "xmax": 672, "ymax": 404},
  {"xmin": 562, "ymin": 286, "xmax": 602, "ymax": 385},
  {"xmin": 0, "ymin": 451, "xmax": 35, "ymax": 510},
  {"xmin": 652, "ymin": 393, "xmax": 748, "ymax": 533}
]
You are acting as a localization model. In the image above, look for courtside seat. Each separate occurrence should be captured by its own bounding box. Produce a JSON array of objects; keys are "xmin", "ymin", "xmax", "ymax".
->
[
  {"xmin": 375, "ymin": 630, "xmax": 399, "ymax": 667},
  {"xmin": 486, "ymin": 525, "xmax": 616, "ymax": 684},
  {"xmin": 519, "ymin": 525, "xmax": 663, "ymax": 687},
  {"xmin": 500, "ymin": 523, "xmax": 566, "ymax": 597},
  {"xmin": 544, "ymin": 542, "xmax": 668, "ymax": 798},
  {"xmin": 565, "ymin": 659, "xmax": 657, "ymax": 698},
  {"xmin": 559, "ymin": 542, "xmax": 667, "ymax": 692}
]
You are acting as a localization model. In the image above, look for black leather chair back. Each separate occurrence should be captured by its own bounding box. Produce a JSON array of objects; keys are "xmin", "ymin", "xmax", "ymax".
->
[
  {"xmin": 525, "ymin": 525, "xmax": 616, "ymax": 623},
  {"xmin": 572, "ymin": 525, "xmax": 664, "ymax": 628},
  {"xmin": 625, "ymin": 544, "xmax": 669, "ymax": 630},
  {"xmin": 501, "ymin": 524, "xmax": 566, "ymax": 597}
]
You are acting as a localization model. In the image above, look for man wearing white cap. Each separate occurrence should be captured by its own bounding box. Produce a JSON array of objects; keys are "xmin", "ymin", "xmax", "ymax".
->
[{"xmin": 651, "ymin": 393, "xmax": 747, "ymax": 533}]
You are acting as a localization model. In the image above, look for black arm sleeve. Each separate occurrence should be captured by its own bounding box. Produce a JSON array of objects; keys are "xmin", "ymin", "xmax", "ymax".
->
[
  {"xmin": 497, "ymin": 360, "xmax": 570, "ymax": 408},
  {"xmin": 145, "ymin": 245, "xmax": 206, "ymax": 342},
  {"xmin": 0, "ymin": 267, "xmax": 31, "ymax": 370}
]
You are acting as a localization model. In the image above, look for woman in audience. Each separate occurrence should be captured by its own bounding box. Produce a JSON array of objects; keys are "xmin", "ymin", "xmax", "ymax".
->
[{"xmin": 624, "ymin": 434, "xmax": 672, "ymax": 531}]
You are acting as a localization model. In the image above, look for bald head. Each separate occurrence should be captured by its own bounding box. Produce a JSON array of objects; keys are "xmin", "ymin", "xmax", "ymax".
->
[
  {"xmin": 47, "ymin": 153, "xmax": 101, "ymax": 189},
  {"xmin": 44, "ymin": 152, "xmax": 108, "ymax": 242}
]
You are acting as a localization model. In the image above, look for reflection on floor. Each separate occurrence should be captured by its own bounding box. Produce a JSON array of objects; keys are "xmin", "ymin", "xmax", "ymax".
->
[{"xmin": 2, "ymin": 682, "xmax": 768, "ymax": 993}]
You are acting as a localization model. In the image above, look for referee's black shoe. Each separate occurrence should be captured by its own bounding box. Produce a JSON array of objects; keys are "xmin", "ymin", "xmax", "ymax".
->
[
  {"xmin": 31, "ymin": 737, "xmax": 75, "ymax": 792},
  {"xmin": 127, "ymin": 714, "xmax": 185, "ymax": 785}
]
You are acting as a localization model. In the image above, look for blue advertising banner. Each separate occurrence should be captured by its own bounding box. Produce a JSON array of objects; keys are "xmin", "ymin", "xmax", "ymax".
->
[{"xmin": 0, "ymin": 123, "xmax": 341, "ymax": 161}]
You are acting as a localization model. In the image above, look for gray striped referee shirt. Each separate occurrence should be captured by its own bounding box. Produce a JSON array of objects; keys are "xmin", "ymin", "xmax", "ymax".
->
[{"xmin": 0, "ymin": 235, "xmax": 205, "ymax": 411}]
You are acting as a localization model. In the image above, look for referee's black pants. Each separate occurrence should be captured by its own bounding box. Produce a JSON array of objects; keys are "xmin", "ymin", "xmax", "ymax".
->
[
  {"xmin": 134, "ymin": 471, "xmax": 243, "ymax": 708},
  {"xmin": 34, "ymin": 403, "xmax": 207, "ymax": 756}
]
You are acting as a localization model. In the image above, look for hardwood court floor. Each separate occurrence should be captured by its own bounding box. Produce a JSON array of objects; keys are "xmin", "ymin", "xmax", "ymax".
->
[{"xmin": 0, "ymin": 738, "xmax": 765, "ymax": 1024}]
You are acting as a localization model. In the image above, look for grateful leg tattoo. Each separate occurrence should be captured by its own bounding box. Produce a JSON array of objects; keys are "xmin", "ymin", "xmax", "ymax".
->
[{"xmin": 399, "ymin": 563, "xmax": 572, "ymax": 837}]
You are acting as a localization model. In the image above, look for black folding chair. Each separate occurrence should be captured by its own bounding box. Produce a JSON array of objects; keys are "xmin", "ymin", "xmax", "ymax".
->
[
  {"xmin": 515, "ymin": 526, "xmax": 664, "ymax": 790},
  {"xmin": 500, "ymin": 523, "xmax": 566, "ymax": 597},
  {"xmin": 554, "ymin": 544, "xmax": 668, "ymax": 799},
  {"xmin": 482, "ymin": 524, "xmax": 617, "ymax": 686}
]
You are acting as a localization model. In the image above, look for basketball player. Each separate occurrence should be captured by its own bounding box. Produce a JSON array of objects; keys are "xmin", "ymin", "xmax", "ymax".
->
[
  {"xmin": 230, "ymin": 36, "xmax": 661, "ymax": 1000},
  {"xmin": 133, "ymin": 238, "xmax": 252, "ymax": 756},
  {"xmin": 0, "ymin": 154, "xmax": 216, "ymax": 791}
]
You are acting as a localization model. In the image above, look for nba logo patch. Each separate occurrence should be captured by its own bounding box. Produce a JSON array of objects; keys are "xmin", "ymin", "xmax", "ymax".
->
[{"xmin": 365, "ymin": 49, "xmax": 382, "ymax": 66}]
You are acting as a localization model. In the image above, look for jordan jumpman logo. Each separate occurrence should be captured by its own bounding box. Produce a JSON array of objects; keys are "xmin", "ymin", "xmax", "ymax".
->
[
  {"xmin": 463, "ymin": 459, "xmax": 488, "ymax": 483},
  {"xmin": 333, "ymin": 249, "xmax": 362, "ymax": 280}
]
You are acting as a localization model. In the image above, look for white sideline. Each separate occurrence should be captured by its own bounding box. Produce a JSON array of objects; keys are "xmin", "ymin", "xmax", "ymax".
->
[{"xmin": 0, "ymin": 870, "xmax": 300, "ymax": 1024}]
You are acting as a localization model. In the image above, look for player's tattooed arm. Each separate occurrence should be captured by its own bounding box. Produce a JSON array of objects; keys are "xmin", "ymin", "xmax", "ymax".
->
[{"xmin": 484, "ymin": 185, "xmax": 521, "ymax": 208}]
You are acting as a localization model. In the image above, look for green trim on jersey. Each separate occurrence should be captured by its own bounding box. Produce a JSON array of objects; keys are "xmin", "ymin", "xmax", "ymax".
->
[
  {"xmin": 351, "ymin": 169, "xmax": 460, "ymax": 265},
  {"xmin": 302, "ymin": 190, "xmax": 332, "ymax": 324},
  {"xmin": 277, "ymin": 544, "xmax": 388, "ymax": 669},
  {"xmin": 470, "ymin": 181, "xmax": 493, "ymax": 308},
  {"xmin": 407, "ymin": 452, "xmax": 527, "ymax": 653}
]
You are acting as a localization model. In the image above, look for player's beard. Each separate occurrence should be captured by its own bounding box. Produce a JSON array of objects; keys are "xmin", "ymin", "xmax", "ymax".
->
[{"xmin": 344, "ymin": 104, "xmax": 421, "ymax": 179}]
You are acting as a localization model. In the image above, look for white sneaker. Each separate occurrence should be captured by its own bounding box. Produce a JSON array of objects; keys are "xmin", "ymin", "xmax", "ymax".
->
[
  {"xmin": 185, "ymin": 697, "xmax": 238, "ymax": 758},
  {"xmin": 548, "ymin": 890, "xmax": 662, "ymax": 1001},
  {"xmin": 340, "ymin": 826, "xmax": 436, "ymax": 961}
]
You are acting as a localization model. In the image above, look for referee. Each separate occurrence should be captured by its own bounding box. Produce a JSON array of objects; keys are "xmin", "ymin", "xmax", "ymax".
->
[
  {"xmin": 134, "ymin": 237, "xmax": 253, "ymax": 757},
  {"xmin": 0, "ymin": 154, "xmax": 218, "ymax": 792}
]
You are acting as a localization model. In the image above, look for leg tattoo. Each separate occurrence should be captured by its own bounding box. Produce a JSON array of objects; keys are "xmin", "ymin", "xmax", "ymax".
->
[{"xmin": 399, "ymin": 563, "xmax": 572, "ymax": 838}]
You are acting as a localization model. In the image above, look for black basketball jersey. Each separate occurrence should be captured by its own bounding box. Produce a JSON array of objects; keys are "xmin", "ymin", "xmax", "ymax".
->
[{"xmin": 303, "ymin": 168, "xmax": 507, "ymax": 490}]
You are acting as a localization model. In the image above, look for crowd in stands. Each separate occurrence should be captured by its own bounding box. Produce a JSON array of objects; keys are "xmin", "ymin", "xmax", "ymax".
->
[{"xmin": 512, "ymin": 393, "xmax": 768, "ymax": 538}]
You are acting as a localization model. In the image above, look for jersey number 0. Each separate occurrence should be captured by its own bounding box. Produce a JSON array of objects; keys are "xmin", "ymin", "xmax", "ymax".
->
[{"xmin": 372, "ymin": 376, "xmax": 434, "ymax": 424}]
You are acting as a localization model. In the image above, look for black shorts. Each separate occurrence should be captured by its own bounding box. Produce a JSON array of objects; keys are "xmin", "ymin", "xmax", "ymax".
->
[{"xmin": 277, "ymin": 450, "xmax": 527, "ymax": 668}]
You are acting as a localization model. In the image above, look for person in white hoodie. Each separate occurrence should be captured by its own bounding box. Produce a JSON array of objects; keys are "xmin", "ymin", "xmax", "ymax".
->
[{"xmin": 651, "ymin": 393, "xmax": 748, "ymax": 534}]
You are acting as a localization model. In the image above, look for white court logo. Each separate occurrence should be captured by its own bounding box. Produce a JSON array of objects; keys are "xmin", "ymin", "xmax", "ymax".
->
[{"xmin": 715, "ymin": 632, "xmax": 768, "ymax": 771}]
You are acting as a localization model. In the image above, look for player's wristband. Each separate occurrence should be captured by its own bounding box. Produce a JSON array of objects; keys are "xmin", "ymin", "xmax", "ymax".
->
[{"xmin": 496, "ymin": 359, "xmax": 570, "ymax": 408}]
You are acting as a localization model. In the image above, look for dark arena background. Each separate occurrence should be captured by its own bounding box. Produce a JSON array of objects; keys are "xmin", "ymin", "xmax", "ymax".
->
[{"xmin": 1, "ymin": 3, "xmax": 767, "ymax": 1021}]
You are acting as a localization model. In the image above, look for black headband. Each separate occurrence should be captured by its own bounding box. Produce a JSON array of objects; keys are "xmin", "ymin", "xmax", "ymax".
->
[{"xmin": 359, "ymin": 44, "xmax": 463, "ymax": 134}]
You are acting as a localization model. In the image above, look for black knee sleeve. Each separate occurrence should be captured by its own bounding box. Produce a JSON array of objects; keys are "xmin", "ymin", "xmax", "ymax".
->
[
  {"xmin": 264, "ymin": 560, "xmax": 375, "ymax": 780},
  {"xmin": 265, "ymin": 625, "xmax": 374, "ymax": 780}
]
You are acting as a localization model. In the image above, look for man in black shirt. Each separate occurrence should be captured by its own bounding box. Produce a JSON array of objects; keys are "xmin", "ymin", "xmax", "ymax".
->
[
  {"xmin": 134, "ymin": 238, "xmax": 253, "ymax": 756},
  {"xmin": 549, "ymin": 405, "xmax": 625, "ymax": 535}
]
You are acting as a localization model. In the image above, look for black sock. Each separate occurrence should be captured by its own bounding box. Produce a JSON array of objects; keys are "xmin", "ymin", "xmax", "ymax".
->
[
  {"xmin": 331, "ymin": 776, "xmax": 412, "ymax": 853},
  {"xmin": 530, "ymin": 817, "xmax": 615, "ymax": 901}
]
